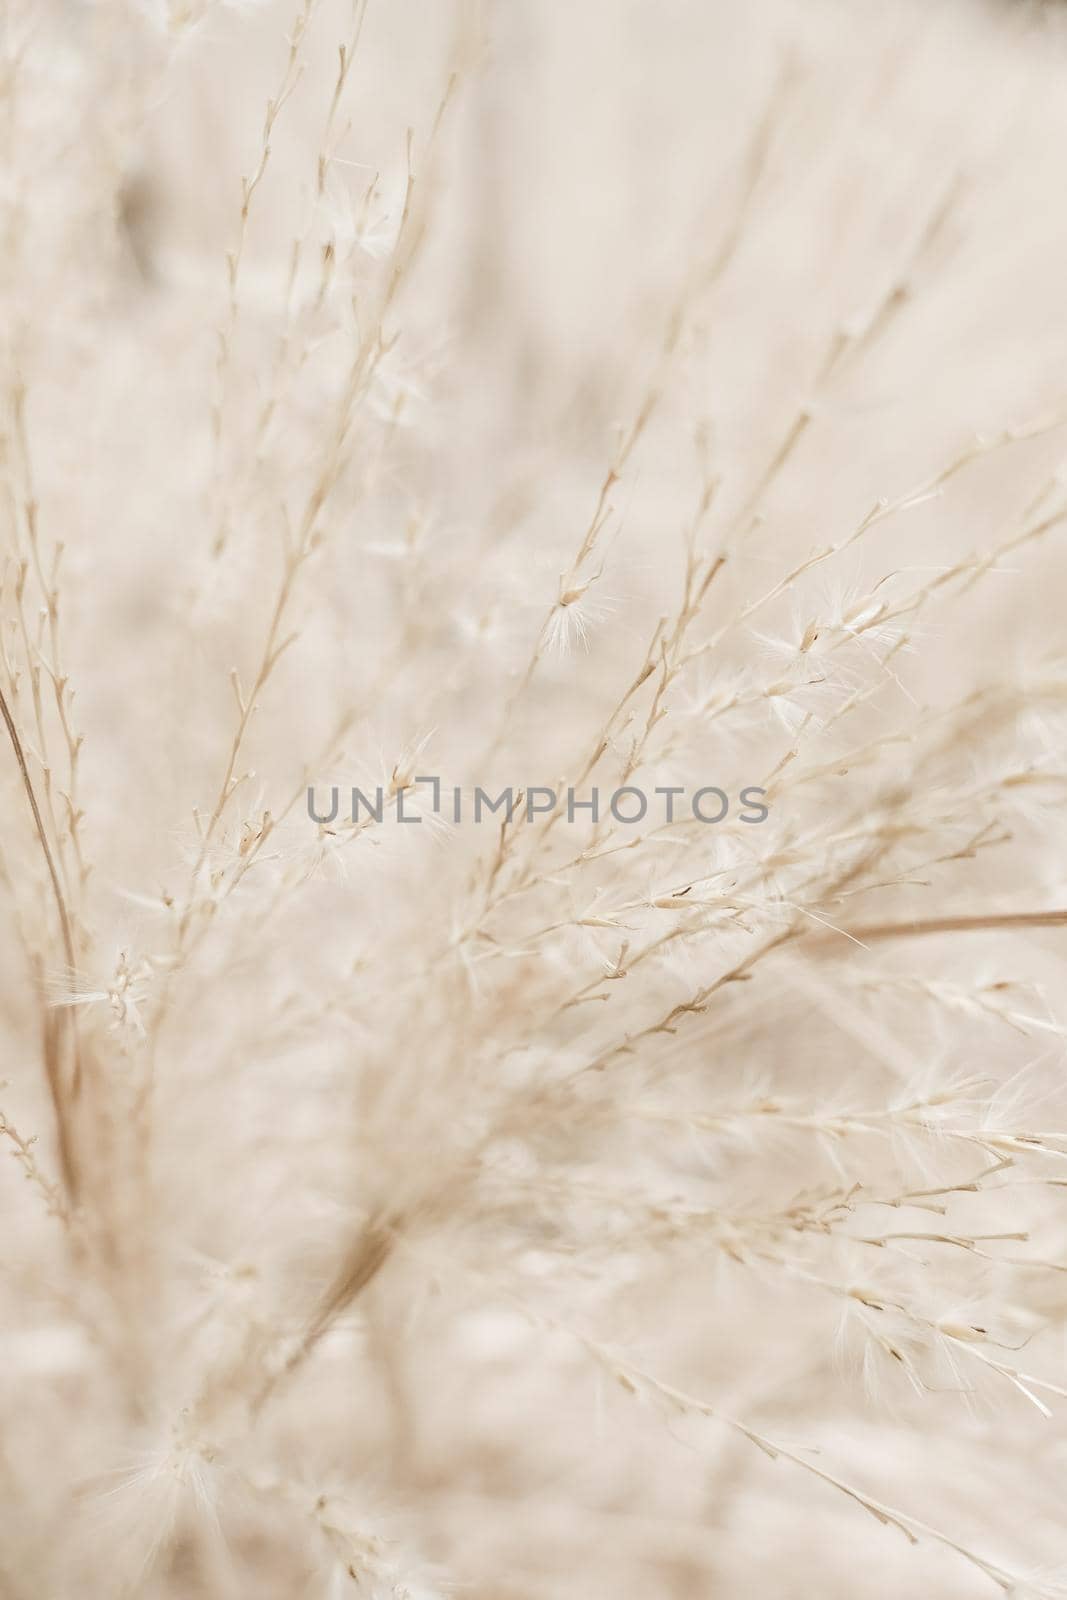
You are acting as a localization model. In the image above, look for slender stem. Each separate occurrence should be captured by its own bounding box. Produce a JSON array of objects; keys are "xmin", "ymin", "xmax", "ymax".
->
[
  {"xmin": 835, "ymin": 909, "xmax": 1067, "ymax": 943},
  {"xmin": 0, "ymin": 681, "xmax": 81, "ymax": 1102}
]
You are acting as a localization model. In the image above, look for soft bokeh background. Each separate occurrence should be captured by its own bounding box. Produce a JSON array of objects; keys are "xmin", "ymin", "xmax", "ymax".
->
[{"xmin": 4, "ymin": 1, "xmax": 1067, "ymax": 1596}]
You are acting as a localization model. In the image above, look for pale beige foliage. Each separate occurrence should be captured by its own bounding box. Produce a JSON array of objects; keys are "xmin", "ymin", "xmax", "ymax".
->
[{"xmin": 3, "ymin": 1, "xmax": 1067, "ymax": 1596}]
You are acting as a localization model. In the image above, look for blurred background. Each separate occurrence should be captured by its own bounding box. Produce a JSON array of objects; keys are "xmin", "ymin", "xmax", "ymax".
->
[{"xmin": 4, "ymin": 1, "xmax": 1067, "ymax": 1596}]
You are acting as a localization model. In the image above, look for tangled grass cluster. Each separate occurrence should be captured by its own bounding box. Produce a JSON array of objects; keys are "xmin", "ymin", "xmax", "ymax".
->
[{"xmin": 4, "ymin": 0, "xmax": 1067, "ymax": 1595}]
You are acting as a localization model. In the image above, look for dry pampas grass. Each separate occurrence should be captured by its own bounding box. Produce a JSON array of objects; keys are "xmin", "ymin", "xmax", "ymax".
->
[{"xmin": 4, "ymin": 0, "xmax": 1067, "ymax": 1595}]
